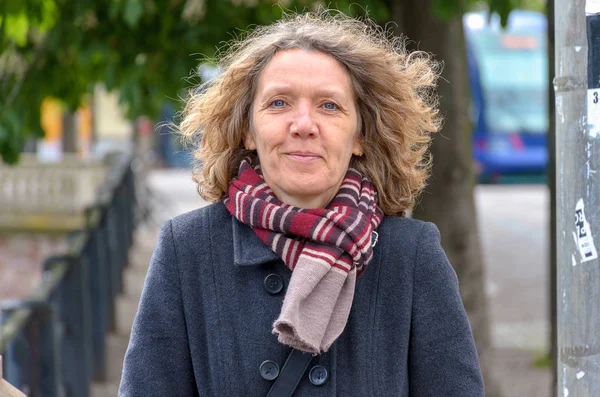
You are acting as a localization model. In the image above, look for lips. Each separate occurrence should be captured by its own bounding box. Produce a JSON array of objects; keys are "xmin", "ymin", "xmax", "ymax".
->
[
  {"xmin": 285, "ymin": 151, "xmax": 322, "ymax": 162},
  {"xmin": 287, "ymin": 151, "xmax": 321, "ymax": 157}
]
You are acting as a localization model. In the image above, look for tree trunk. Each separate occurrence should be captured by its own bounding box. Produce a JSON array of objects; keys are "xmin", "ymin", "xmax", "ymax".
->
[
  {"xmin": 61, "ymin": 112, "xmax": 77, "ymax": 153},
  {"xmin": 390, "ymin": 1, "xmax": 502, "ymax": 395}
]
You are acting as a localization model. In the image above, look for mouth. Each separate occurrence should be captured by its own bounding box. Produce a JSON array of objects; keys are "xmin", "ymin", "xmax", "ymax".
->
[{"xmin": 284, "ymin": 152, "xmax": 322, "ymax": 162}]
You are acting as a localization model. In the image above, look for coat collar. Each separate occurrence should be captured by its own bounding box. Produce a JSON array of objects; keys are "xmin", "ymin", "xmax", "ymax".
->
[{"xmin": 232, "ymin": 217, "xmax": 280, "ymax": 266}]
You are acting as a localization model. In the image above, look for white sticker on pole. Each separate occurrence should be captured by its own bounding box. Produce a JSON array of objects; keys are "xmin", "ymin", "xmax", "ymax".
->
[
  {"xmin": 587, "ymin": 0, "xmax": 600, "ymax": 14},
  {"xmin": 587, "ymin": 89, "xmax": 600, "ymax": 138},
  {"xmin": 575, "ymin": 198, "xmax": 598, "ymax": 262}
]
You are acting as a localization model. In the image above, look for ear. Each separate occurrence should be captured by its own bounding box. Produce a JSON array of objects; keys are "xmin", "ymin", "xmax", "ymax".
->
[
  {"xmin": 243, "ymin": 134, "xmax": 256, "ymax": 150},
  {"xmin": 352, "ymin": 138, "xmax": 363, "ymax": 156}
]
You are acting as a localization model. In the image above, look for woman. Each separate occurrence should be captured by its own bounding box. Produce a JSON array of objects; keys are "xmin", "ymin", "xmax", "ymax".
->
[{"xmin": 119, "ymin": 11, "xmax": 484, "ymax": 397}]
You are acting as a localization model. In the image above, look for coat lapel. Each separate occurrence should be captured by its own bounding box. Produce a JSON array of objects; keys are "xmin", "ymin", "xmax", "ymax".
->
[{"xmin": 232, "ymin": 217, "xmax": 280, "ymax": 266}]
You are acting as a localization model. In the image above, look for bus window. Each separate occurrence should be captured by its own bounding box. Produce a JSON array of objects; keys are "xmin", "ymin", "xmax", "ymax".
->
[
  {"xmin": 465, "ymin": 10, "xmax": 549, "ymax": 180},
  {"xmin": 469, "ymin": 27, "xmax": 548, "ymax": 134}
]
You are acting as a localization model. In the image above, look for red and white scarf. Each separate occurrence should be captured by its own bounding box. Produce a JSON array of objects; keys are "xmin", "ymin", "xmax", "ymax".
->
[{"xmin": 225, "ymin": 158, "xmax": 383, "ymax": 354}]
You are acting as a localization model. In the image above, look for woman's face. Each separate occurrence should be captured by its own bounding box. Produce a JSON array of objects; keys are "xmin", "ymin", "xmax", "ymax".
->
[{"xmin": 246, "ymin": 49, "xmax": 362, "ymax": 209}]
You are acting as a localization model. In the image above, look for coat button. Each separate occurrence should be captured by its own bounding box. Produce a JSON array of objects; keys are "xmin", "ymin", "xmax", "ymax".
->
[
  {"xmin": 309, "ymin": 365, "xmax": 328, "ymax": 386},
  {"xmin": 260, "ymin": 360, "xmax": 280, "ymax": 381},
  {"xmin": 263, "ymin": 274, "xmax": 284, "ymax": 295}
]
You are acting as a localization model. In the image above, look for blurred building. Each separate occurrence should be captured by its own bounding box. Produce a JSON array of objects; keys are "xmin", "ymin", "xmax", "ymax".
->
[{"xmin": 93, "ymin": 85, "xmax": 134, "ymax": 157}]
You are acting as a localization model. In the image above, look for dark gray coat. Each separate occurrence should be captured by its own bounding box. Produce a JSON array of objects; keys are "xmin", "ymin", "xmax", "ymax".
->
[{"xmin": 119, "ymin": 202, "xmax": 484, "ymax": 396}]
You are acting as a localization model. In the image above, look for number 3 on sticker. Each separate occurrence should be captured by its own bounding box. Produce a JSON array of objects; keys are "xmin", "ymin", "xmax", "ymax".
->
[
  {"xmin": 587, "ymin": 89, "xmax": 600, "ymax": 137},
  {"xmin": 589, "ymin": 89, "xmax": 600, "ymax": 105}
]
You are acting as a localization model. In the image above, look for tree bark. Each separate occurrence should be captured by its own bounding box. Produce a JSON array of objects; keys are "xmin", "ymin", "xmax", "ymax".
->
[
  {"xmin": 390, "ymin": 1, "xmax": 502, "ymax": 395},
  {"xmin": 61, "ymin": 112, "xmax": 77, "ymax": 153}
]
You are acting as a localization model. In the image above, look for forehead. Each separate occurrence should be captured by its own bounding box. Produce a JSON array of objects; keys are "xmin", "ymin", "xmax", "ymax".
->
[{"xmin": 255, "ymin": 49, "xmax": 355, "ymax": 97}]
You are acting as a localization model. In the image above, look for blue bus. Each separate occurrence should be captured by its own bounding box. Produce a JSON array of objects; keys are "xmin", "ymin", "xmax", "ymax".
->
[{"xmin": 464, "ymin": 10, "xmax": 548, "ymax": 182}]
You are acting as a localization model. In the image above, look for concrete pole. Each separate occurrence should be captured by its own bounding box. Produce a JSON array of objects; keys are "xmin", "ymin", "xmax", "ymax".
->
[
  {"xmin": 547, "ymin": 0, "xmax": 557, "ymax": 395},
  {"xmin": 555, "ymin": 0, "xmax": 600, "ymax": 395}
]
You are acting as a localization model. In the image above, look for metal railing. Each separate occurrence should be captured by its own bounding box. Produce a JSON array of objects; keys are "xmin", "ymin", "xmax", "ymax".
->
[{"xmin": 0, "ymin": 153, "xmax": 137, "ymax": 397}]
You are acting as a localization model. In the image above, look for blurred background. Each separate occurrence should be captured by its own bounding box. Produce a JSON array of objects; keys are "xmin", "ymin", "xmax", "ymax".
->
[{"xmin": 0, "ymin": 0, "xmax": 555, "ymax": 396}]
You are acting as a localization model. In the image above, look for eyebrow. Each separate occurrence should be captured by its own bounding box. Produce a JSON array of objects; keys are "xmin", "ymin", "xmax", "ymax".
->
[{"xmin": 257, "ymin": 83, "xmax": 351, "ymax": 102}]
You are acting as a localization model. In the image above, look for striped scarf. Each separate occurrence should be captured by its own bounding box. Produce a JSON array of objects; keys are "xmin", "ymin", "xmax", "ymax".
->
[{"xmin": 225, "ymin": 158, "xmax": 383, "ymax": 354}]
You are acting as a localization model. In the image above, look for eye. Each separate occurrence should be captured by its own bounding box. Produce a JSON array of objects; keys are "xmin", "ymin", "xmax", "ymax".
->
[
  {"xmin": 322, "ymin": 102, "xmax": 337, "ymax": 110},
  {"xmin": 270, "ymin": 99, "xmax": 286, "ymax": 108}
]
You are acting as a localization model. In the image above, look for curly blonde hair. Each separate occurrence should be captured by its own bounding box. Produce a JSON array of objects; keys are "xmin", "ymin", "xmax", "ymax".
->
[{"xmin": 178, "ymin": 11, "xmax": 441, "ymax": 216}]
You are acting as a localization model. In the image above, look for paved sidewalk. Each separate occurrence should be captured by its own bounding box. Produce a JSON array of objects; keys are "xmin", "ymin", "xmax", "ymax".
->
[
  {"xmin": 90, "ymin": 225, "xmax": 159, "ymax": 397},
  {"xmin": 91, "ymin": 169, "xmax": 204, "ymax": 397},
  {"xmin": 91, "ymin": 169, "xmax": 553, "ymax": 396}
]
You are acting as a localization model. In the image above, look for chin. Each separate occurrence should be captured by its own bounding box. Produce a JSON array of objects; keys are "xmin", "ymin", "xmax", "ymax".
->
[
  {"xmin": 287, "ymin": 186, "xmax": 324, "ymax": 198},
  {"xmin": 287, "ymin": 183, "xmax": 333, "ymax": 200}
]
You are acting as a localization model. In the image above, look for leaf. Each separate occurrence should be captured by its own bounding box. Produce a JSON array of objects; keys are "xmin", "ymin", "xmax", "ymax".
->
[
  {"xmin": 123, "ymin": 0, "xmax": 143, "ymax": 28},
  {"xmin": 488, "ymin": 0, "xmax": 514, "ymax": 27},
  {"xmin": 38, "ymin": 0, "xmax": 59, "ymax": 32},
  {"xmin": 0, "ymin": 145, "xmax": 21, "ymax": 164},
  {"xmin": 108, "ymin": 0, "xmax": 123, "ymax": 20},
  {"xmin": 105, "ymin": 63, "xmax": 117, "ymax": 90},
  {"xmin": 431, "ymin": 0, "xmax": 468, "ymax": 20},
  {"xmin": 5, "ymin": 13, "xmax": 29, "ymax": 46},
  {"xmin": 0, "ymin": 113, "xmax": 23, "ymax": 164}
]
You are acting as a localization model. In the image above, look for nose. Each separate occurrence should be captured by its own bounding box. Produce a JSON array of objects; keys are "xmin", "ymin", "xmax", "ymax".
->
[{"xmin": 290, "ymin": 102, "xmax": 317, "ymax": 138}]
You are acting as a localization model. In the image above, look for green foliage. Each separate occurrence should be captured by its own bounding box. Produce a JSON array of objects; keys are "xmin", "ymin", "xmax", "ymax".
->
[
  {"xmin": 434, "ymin": 0, "xmax": 547, "ymax": 24},
  {"xmin": 0, "ymin": 0, "xmax": 539, "ymax": 163},
  {"xmin": 488, "ymin": 0, "xmax": 519, "ymax": 24},
  {"xmin": 123, "ymin": 0, "xmax": 144, "ymax": 28}
]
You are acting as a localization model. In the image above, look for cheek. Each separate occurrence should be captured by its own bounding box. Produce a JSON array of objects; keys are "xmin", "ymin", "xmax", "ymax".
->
[{"xmin": 255, "ymin": 125, "xmax": 283, "ymax": 151}]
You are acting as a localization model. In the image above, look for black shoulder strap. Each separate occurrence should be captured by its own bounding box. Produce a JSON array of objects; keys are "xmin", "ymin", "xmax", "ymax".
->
[{"xmin": 266, "ymin": 349, "xmax": 313, "ymax": 397}]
